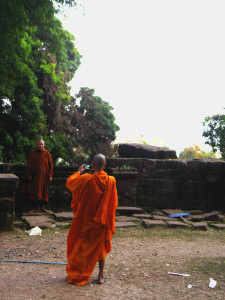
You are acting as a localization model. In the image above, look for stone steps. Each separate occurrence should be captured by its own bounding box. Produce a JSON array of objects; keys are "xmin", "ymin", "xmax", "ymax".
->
[
  {"xmin": 17, "ymin": 207, "xmax": 225, "ymax": 231},
  {"xmin": 116, "ymin": 206, "xmax": 143, "ymax": 215}
]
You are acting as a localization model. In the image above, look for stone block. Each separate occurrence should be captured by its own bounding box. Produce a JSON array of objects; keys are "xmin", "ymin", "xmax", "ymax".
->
[
  {"xmin": 187, "ymin": 160, "xmax": 200, "ymax": 170},
  {"xmin": 174, "ymin": 169, "xmax": 187, "ymax": 181},
  {"xmin": 118, "ymin": 143, "xmax": 177, "ymax": 159},
  {"xmin": 203, "ymin": 212, "xmax": 220, "ymax": 221},
  {"xmin": 153, "ymin": 169, "xmax": 174, "ymax": 179},
  {"xmin": 208, "ymin": 161, "xmax": 224, "ymax": 171},
  {"xmin": 218, "ymin": 214, "xmax": 225, "ymax": 222},
  {"xmin": 116, "ymin": 206, "xmax": 143, "ymax": 215},
  {"xmin": 116, "ymin": 221, "xmax": 138, "ymax": 228},
  {"xmin": 166, "ymin": 220, "xmax": 188, "ymax": 228},
  {"xmin": 0, "ymin": 197, "xmax": 15, "ymax": 211},
  {"xmin": 162, "ymin": 209, "xmax": 184, "ymax": 215},
  {"xmin": 155, "ymin": 160, "xmax": 166, "ymax": 169},
  {"xmin": 142, "ymin": 159, "xmax": 156, "ymax": 169},
  {"xmin": 0, "ymin": 174, "xmax": 19, "ymax": 197},
  {"xmin": 153, "ymin": 179, "xmax": 174, "ymax": 190},
  {"xmin": 107, "ymin": 158, "xmax": 144, "ymax": 169},
  {"xmin": 132, "ymin": 213, "xmax": 152, "ymax": 219},
  {"xmin": 210, "ymin": 223, "xmax": 225, "ymax": 230},
  {"xmin": 190, "ymin": 215, "xmax": 204, "ymax": 222},
  {"xmin": 187, "ymin": 161, "xmax": 200, "ymax": 180},
  {"xmin": 151, "ymin": 209, "xmax": 165, "ymax": 216},
  {"xmin": 192, "ymin": 222, "xmax": 208, "ymax": 231},
  {"xmin": 53, "ymin": 211, "xmax": 74, "ymax": 221},
  {"xmin": 153, "ymin": 215, "xmax": 171, "ymax": 221},
  {"xmin": 0, "ymin": 211, "xmax": 14, "ymax": 231},
  {"xmin": 142, "ymin": 219, "xmax": 166, "ymax": 228},
  {"xmin": 166, "ymin": 160, "xmax": 177, "ymax": 169},
  {"xmin": 188, "ymin": 210, "xmax": 204, "ymax": 215},
  {"xmin": 138, "ymin": 178, "xmax": 154, "ymax": 187},
  {"xmin": 176, "ymin": 160, "xmax": 188, "ymax": 169},
  {"xmin": 21, "ymin": 215, "xmax": 53, "ymax": 228},
  {"xmin": 116, "ymin": 216, "xmax": 141, "ymax": 223}
]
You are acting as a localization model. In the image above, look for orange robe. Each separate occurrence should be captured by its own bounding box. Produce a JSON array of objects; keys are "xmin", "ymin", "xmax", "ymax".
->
[
  {"xmin": 66, "ymin": 171, "xmax": 118, "ymax": 286},
  {"xmin": 26, "ymin": 149, "xmax": 53, "ymax": 202}
]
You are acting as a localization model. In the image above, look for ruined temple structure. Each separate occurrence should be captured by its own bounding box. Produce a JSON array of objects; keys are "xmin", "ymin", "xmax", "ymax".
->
[
  {"xmin": 0, "ymin": 143, "xmax": 225, "ymax": 230},
  {"xmin": 0, "ymin": 174, "xmax": 19, "ymax": 230},
  {"xmin": 118, "ymin": 143, "xmax": 177, "ymax": 159},
  {"xmin": 107, "ymin": 143, "xmax": 225, "ymax": 212}
]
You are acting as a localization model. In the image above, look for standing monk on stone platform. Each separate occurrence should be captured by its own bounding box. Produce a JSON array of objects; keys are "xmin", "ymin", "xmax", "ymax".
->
[
  {"xmin": 66, "ymin": 154, "xmax": 118, "ymax": 286},
  {"xmin": 26, "ymin": 140, "xmax": 53, "ymax": 212}
]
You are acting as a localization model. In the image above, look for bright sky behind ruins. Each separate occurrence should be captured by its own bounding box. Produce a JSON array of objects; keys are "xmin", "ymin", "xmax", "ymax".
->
[{"xmin": 58, "ymin": 0, "xmax": 225, "ymax": 156}]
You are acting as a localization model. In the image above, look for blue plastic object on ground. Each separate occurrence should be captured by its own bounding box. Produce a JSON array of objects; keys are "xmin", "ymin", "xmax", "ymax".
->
[
  {"xmin": 0, "ymin": 259, "xmax": 67, "ymax": 265},
  {"xmin": 168, "ymin": 212, "xmax": 190, "ymax": 218}
]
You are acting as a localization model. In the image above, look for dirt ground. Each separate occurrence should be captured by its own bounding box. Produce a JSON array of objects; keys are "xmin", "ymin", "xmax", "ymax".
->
[{"xmin": 0, "ymin": 226, "xmax": 224, "ymax": 300}]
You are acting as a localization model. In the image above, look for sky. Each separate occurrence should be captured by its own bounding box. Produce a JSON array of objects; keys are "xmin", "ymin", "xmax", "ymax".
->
[{"xmin": 57, "ymin": 0, "xmax": 225, "ymax": 155}]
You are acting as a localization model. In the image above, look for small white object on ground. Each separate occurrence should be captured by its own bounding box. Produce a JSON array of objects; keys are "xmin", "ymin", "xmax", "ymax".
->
[
  {"xmin": 168, "ymin": 272, "xmax": 190, "ymax": 277},
  {"xmin": 25, "ymin": 226, "xmax": 42, "ymax": 236},
  {"xmin": 209, "ymin": 278, "xmax": 217, "ymax": 288},
  {"xmin": 188, "ymin": 284, "xmax": 198, "ymax": 289}
]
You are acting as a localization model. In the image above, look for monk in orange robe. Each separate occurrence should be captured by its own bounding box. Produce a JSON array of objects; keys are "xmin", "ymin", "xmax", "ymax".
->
[
  {"xmin": 26, "ymin": 140, "xmax": 53, "ymax": 212},
  {"xmin": 66, "ymin": 154, "xmax": 118, "ymax": 286}
]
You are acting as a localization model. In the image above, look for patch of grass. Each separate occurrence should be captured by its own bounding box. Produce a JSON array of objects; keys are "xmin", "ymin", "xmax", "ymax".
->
[
  {"xmin": 57, "ymin": 223, "xmax": 71, "ymax": 229},
  {"xmin": 115, "ymin": 225, "xmax": 225, "ymax": 242},
  {"xmin": 188, "ymin": 258, "xmax": 225, "ymax": 279}
]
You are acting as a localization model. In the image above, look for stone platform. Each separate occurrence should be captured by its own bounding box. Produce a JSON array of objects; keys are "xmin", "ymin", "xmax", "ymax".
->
[{"xmin": 16, "ymin": 207, "xmax": 225, "ymax": 231}]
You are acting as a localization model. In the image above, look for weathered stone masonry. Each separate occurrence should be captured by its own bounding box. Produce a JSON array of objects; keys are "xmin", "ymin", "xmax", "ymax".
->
[
  {"xmin": 0, "ymin": 174, "xmax": 19, "ymax": 230},
  {"xmin": 0, "ymin": 155, "xmax": 225, "ymax": 231},
  {"xmin": 107, "ymin": 158, "xmax": 225, "ymax": 211},
  {"xmin": 0, "ymin": 164, "xmax": 138, "ymax": 213}
]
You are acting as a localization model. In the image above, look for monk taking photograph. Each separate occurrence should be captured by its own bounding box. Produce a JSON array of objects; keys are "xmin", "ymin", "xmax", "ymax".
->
[
  {"xmin": 66, "ymin": 154, "xmax": 118, "ymax": 285},
  {"xmin": 26, "ymin": 139, "xmax": 53, "ymax": 212}
]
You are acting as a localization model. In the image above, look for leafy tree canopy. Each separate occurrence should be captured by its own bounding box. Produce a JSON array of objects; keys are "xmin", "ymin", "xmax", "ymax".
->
[
  {"xmin": 0, "ymin": 0, "xmax": 82, "ymax": 163},
  {"xmin": 203, "ymin": 114, "xmax": 225, "ymax": 159},
  {"xmin": 179, "ymin": 145, "xmax": 217, "ymax": 160},
  {"xmin": 0, "ymin": 0, "xmax": 120, "ymax": 164},
  {"xmin": 75, "ymin": 87, "xmax": 120, "ymax": 158}
]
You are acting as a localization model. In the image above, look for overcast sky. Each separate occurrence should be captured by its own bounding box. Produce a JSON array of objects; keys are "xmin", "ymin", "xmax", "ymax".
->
[{"xmin": 58, "ymin": 0, "xmax": 225, "ymax": 155}]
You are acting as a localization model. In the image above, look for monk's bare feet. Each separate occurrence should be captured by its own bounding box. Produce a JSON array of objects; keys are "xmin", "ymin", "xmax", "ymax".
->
[{"xmin": 97, "ymin": 273, "xmax": 104, "ymax": 284}]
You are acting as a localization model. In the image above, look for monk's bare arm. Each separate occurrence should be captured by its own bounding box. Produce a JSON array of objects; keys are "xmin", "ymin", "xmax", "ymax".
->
[{"xmin": 66, "ymin": 165, "xmax": 91, "ymax": 192}]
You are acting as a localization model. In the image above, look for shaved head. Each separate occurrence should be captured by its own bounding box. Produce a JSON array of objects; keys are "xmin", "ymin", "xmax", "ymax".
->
[
  {"xmin": 36, "ymin": 140, "xmax": 45, "ymax": 151},
  {"xmin": 92, "ymin": 154, "xmax": 106, "ymax": 170},
  {"xmin": 36, "ymin": 139, "xmax": 44, "ymax": 146}
]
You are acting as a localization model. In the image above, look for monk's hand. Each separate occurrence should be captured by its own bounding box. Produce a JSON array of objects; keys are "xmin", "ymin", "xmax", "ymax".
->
[
  {"xmin": 49, "ymin": 176, "xmax": 53, "ymax": 182},
  {"xmin": 78, "ymin": 164, "xmax": 86, "ymax": 173}
]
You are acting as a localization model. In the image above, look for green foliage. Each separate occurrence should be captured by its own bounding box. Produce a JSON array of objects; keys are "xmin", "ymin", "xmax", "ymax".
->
[
  {"xmin": 0, "ymin": 0, "xmax": 81, "ymax": 163},
  {"xmin": 76, "ymin": 87, "xmax": 120, "ymax": 157},
  {"xmin": 203, "ymin": 114, "xmax": 225, "ymax": 159},
  {"xmin": 179, "ymin": 145, "xmax": 217, "ymax": 160},
  {"xmin": 0, "ymin": 1, "xmax": 119, "ymax": 164}
]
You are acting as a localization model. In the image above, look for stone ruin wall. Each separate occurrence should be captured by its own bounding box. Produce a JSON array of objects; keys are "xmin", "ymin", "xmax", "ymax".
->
[
  {"xmin": 0, "ymin": 164, "xmax": 138, "ymax": 213},
  {"xmin": 0, "ymin": 174, "xmax": 19, "ymax": 230},
  {"xmin": 1, "ymin": 157, "xmax": 225, "ymax": 217},
  {"xmin": 107, "ymin": 158, "xmax": 225, "ymax": 212}
]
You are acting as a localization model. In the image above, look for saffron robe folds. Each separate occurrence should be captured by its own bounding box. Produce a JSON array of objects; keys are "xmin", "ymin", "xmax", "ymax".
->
[
  {"xmin": 26, "ymin": 149, "xmax": 53, "ymax": 202},
  {"xmin": 66, "ymin": 171, "xmax": 118, "ymax": 286}
]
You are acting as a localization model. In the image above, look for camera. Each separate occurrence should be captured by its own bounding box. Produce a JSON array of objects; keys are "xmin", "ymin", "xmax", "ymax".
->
[{"xmin": 84, "ymin": 164, "xmax": 90, "ymax": 170}]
